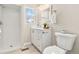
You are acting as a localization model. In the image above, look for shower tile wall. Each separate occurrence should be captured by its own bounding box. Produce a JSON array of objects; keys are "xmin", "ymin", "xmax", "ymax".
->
[{"xmin": 0, "ymin": 5, "xmax": 21, "ymax": 52}]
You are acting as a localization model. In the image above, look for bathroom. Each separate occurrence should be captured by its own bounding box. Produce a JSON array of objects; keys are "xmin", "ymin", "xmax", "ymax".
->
[{"xmin": 0, "ymin": 4, "xmax": 79, "ymax": 54}]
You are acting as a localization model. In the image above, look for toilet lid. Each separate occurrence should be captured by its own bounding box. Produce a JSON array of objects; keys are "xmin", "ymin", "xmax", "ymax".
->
[{"xmin": 43, "ymin": 45, "xmax": 67, "ymax": 54}]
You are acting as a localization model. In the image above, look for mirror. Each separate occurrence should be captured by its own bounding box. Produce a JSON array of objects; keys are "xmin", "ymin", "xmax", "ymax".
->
[{"xmin": 37, "ymin": 5, "xmax": 56, "ymax": 28}]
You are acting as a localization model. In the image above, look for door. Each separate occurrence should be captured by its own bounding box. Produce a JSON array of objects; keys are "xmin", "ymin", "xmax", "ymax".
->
[{"xmin": 2, "ymin": 5, "xmax": 21, "ymax": 50}]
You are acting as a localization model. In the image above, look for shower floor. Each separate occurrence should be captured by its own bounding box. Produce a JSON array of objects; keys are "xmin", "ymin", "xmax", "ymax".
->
[{"xmin": 8, "ymin": 45, "xmax": 40, "ymax": 54}]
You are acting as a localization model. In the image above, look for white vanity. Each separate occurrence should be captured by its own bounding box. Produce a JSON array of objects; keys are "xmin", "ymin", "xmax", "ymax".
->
[
  {"xmin": 29, "ymin": 5, "xmax": 55, "ymax": 53},
  {"xmin": 31, "ymin": 27, "xmax": 52, "ymax": 52}
]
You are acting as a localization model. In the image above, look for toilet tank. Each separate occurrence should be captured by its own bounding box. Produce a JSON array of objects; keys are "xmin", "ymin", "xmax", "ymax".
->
[{"xmin": 55, "ymin": 32, "xmax": 77, "ymax": 50}]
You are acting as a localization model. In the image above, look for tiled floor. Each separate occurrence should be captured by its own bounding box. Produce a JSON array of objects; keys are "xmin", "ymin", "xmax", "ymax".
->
[{"xmin": 10, "ymin": 45, "xmax": 40, "ymax": 54}]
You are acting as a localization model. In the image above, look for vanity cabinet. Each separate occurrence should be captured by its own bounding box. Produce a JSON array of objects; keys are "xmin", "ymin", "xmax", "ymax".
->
[{"xmin": 31, "ymin": 28, "xmax": 52, "ymax": 52}]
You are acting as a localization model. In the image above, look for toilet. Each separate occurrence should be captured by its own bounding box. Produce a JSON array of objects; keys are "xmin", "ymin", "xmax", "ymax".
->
[{"xmin": 43, "ymin": 32, "xmax": 77, "ymax": 54}]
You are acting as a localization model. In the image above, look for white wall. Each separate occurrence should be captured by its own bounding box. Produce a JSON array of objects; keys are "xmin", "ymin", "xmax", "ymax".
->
[
  {"xmin": 21, "ymin": 5, "xmax": 31, "ymax": 47},
  {"xmin": 53, "ymin": 4, "xmax": 79, "ymax": 54},
  {"xmin": 21, "ymin": 5, "xmax": 37, "ymax": 47}
]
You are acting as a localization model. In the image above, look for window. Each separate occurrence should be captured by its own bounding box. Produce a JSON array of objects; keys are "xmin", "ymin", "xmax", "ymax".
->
[{"xmin": 26, "ymin": 8, "xmax": 36, "ymax": 23}]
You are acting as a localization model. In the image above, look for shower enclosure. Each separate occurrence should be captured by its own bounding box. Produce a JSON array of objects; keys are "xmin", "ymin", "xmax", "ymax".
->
[{"xmin": 0, "ymin": 5, "xmax": 21, "ymax": 53}]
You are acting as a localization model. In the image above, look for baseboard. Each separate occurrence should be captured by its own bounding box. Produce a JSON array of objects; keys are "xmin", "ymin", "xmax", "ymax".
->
[
  {"xmin": 21, "ymin": 42, "xmax": 31, "ymax": 49},
  {"xmin": 25, "ymin": 42, "xmax": 31, "ymax": 45}
]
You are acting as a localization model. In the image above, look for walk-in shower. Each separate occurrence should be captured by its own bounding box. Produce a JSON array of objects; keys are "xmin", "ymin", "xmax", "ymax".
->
[{"xmin": 0, "ymin": 4, "xmax": 21, "ymax": 53}]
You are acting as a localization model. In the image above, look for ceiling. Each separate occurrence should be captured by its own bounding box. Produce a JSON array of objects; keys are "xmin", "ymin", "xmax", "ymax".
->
[{"xmin": 16, "ymin": 4, "xmax": 41, "ymax": 7}]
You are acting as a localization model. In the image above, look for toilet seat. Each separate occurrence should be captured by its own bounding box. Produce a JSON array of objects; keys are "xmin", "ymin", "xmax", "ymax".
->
[{"xmin": 43, "ymin": 45, "xmax": 67, "ymax": 54}]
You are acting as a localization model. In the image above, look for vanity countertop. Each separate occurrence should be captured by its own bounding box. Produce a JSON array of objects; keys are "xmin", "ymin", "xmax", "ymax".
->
[{"xmin": 31, "ymin": 26, "xmax": 51, "ymax": 32}]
